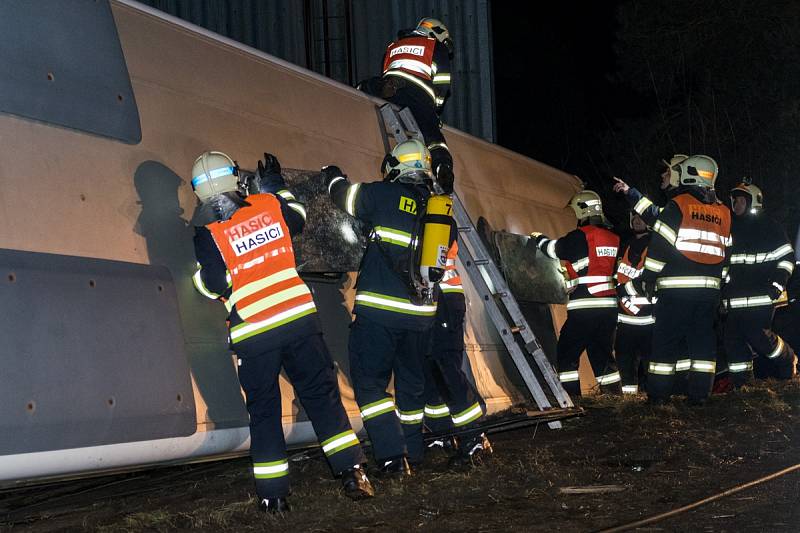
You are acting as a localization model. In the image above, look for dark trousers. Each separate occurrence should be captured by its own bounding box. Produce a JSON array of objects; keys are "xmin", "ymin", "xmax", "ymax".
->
[
  {"xmin": 649, "ymin": 295, "xmax": 718, "ymax": 402},
  {"xmin": 615, "ymin": 322, "xmax": 653, "ymax": 393},
  {"xmin": 236, "ymin": 333, "xmax": 365, "ymax": 499},
  {"xmin": 557, "ymin": 308, "xmax": 620, "ymax": 395},
  {"xmin": 724, "ymin": 305, "xmax": 795, "ymax": 386},
  {"xmin": 349, "ymin": 316, "xmax": 428, "ymax": 463},
  {"xmin": 384, "ymin": 83, "xmax": 453, "ymax": 174},
  {"xmin": 424, "ymin": 292, "xmax": 484, "ymax": 434}
]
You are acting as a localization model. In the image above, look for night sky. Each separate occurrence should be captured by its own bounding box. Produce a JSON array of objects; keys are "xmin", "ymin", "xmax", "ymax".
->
[{"xmin": 491, "ymin": 1, "xmax": 800, "ymax": 236}]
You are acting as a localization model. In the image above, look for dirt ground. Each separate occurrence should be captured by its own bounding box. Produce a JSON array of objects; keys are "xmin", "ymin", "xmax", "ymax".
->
[{"xmin": 3, "ymin": 380, "xmax": 800, "ymax": 532}]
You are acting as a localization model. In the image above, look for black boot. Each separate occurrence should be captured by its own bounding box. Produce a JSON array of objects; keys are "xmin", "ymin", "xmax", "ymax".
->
[
  {"xmin": 259, "ymin": 497, "xmax": 290, "ymax": 514},
  {"xmin": 426, "ymin": 435, "xmax": 459, "ymax": 454},
  {"xmin": 378, "ymin": 456, "xmax": 412, "ymax": 477},
  {"xmin": 449, "ymin": 433, "xmax": 493, "ymax": 467},
  {"xmin": 341, "ymin": 465, "xmax": 375, "ymax": 500}
]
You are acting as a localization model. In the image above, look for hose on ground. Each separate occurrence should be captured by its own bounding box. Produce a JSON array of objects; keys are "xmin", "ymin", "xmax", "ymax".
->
[{"xmin": 595, "ymin": 462, "xmax": 800, "ymax": 533}]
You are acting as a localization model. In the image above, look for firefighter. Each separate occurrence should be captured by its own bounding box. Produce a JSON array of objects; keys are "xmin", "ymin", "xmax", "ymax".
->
[
  {"xmin": 531, "ymin": 190, "xmax": 621, "ymax": 396},
  {"xmin": 424, "ymin": 240, "xmax": 492, "ymax": 466},
  {"xmin": 639, "ymin": 155, "xmax": 732, "ymax": 406},
  {"xmin": 612, "ymin": 154, "xmax": 689, "ymax": 225},
  {"xmin": 614, "ymin": 212, "xmax": 655, "ymax": 394},
  {"xmin": 613, "ymin": 154, "xmax": 693, "ymax": 384},
  {"xmin": 323, "ymin": 139, "xmax": 446, "ymax": 475},
  {"xmin": 190, "ymin": 151, "xmax": 373, "ymax": 513},
  {"xmin": 721, "ymin": 179, "xmax": 795, "ymax": 385},
  {"xmin": 360, "ymin": 18, "xmax": 455, "ymax": 193}
]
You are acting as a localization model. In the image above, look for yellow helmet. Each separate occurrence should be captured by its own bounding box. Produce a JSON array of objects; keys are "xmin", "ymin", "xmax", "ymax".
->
[
  {"xmin": 661, "ymin": 154, "xmax": 689, "ymax": 188},
  {"xmin": 731, "ymin": 177, "xmax": 763, "ymax": 213},
  {"xmin": 676, "ymin": 154, "xmax": 718, "ymax": 189},
  {"xmin": 382, "ymin": 139, "xmax": 433, "ymax": 184},
  {"xmin": 191, "ymin": 151, "xmax": 239, "ymax": 202},
  {"xmin": 569, "ymin": 190, "xmax": 604, "ymax": 221}
]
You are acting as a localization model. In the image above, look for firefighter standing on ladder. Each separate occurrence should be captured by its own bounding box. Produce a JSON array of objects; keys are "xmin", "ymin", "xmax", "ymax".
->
[
  {"xmin": 722, "ymin": 178, "xmax": 796, "ymax": 385},
  {"xmin": 638, "ymin": 155, "xmax": 732, "ymax": 406},
  {"xmin": 360, "ymin": 17, "xmax": 455, "ymax": 193},
  {"xmin": 190, "ymin": 152, "xmax": 373, "ymax": 513},
  {"xmin": 531, "ymin": 190, "xmax": 622, "ymax": 395}
]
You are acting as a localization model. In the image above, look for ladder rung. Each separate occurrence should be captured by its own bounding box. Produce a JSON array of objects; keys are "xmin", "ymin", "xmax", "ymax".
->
[
  {"xmin": 473, "ymin": 259, "xmax": 490, "ymax": 266},
  {"xmin": 457, "ymin": 226, "xmax": 472, "ymax": 232}
]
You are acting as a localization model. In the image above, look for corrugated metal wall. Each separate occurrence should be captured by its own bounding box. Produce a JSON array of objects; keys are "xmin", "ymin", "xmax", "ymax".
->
[{"xmin": 137, "ymin": 0, "xmax": 495, "ymax": 141}]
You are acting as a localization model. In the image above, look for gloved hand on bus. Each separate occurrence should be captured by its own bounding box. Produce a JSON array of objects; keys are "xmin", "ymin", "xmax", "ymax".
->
[
  {"xmin": 435, "ymin": 163, "xmax": 455, "ymax": 194},
  {"xmin": 321, "ymin": 165, "xmax": 348, "ymax": 192},
  {"xmin": 252, "ymin": 153, "xmax": 286, "ymax": 194}
]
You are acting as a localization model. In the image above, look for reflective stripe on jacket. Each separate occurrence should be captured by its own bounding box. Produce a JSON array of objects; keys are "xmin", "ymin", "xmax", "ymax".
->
[
  {"xmin": 207, "ymin": 194, "xmax": 315, "ymax": 338},
  {"xmin": 440, "ymin": 240, "xmax": 463, "ymax": 294}
]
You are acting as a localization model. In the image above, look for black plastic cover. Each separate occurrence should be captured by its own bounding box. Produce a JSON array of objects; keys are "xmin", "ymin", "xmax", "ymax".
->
[
  {"xmin": 0, "ymin": 249, "xmax": 196, "ymax": 455},
  {"xmin": 0, "ymin": 0, "xmax": 141, "ymax": 143}
]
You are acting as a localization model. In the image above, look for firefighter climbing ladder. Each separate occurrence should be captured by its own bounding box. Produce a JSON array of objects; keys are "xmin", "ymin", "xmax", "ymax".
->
[{"xmin": 378, "ymin": 104, "xmax": 574, "ymax": 429}]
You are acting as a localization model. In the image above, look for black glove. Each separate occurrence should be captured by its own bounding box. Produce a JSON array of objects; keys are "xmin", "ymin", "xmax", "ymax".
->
[
  {"xmin": 321, "ymin": 165, "xmax": 347, "ymax": 187},
  {"xmin": 253, "ymin": 153, "xmax": 285, "ymax": 194},
  {"xmin": 639, "ymin": 279, "xmax": 655, "ymax": 299},
  {"xmin": 260, "ymin": 152, "xmax": 281, "ymax": 175},
  {"xmin": 435, "ymin": 164, "xmax": 454, "ymax": 194}
]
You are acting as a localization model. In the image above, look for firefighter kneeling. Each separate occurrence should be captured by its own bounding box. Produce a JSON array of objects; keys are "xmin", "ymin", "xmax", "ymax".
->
[{"xmin": 190, "ymin": 151, "xmax": 373, "ymax": 513}]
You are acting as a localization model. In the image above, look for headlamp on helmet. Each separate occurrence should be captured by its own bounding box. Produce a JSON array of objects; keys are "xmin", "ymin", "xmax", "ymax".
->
[{"xmin": 730, "ymin": 176, "xmax": 763, "ymax": 214}]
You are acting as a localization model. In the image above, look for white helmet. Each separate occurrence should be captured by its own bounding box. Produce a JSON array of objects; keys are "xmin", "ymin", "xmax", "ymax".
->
[
  {"xmin": 661, "ymin": 154, "xmax": 689, "ymax": 188},
  {"xmin": 676, "ymin": 154, "xmax": 718, "ymax": 189},
  {"xmin": 416, "ymin": 17, "xmax": 453, "ymax": 56},
  {"xmin": 382, "ymin": 139, "xmax": 433, "ymax": 185},
  {"xmin": 191, "ymin": 151, "xmax": 239, "ymax": 202},
  {"xmin": 730, "ymin": 178, "xmax": 763, "ymax": 213},
  {"xmin": 569, "ymin": 190, "xmax": 604, "ymax": 221}
]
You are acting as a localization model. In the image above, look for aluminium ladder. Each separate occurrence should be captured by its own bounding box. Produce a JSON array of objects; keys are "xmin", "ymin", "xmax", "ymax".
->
[{"xmin": 377, "ymin": 103, "xmax": 573, "ymax": 429}]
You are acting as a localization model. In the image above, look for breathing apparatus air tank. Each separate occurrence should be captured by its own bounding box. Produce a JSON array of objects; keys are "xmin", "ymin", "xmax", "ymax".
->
[{"xmin": 416, "ymin": 194, "xmax": 454, "ymax": 301}]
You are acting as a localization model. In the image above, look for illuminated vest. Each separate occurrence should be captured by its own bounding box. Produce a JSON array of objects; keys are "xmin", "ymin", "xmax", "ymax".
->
[
  {"xmin": 564, "ymin": 226, "xmax": 619, "ymax": 298},
  {"xmin": 616, "ymin": 243, "xmax": 654, "ymax": 319},
  {"xmin": 616, "ymin": 245, "xmax": 646, "ymax": 286},
  {"xmin": 672, "ymin": 193, "xmax": 731, "ymax": 265},
  {"xmin": 207, "ymin": 194, "xmax": 315, "ymax": 338},
  {"xmin": 382, "ymin": 36, "xmax": 438, "ymax": 102},
  {"xmin": 383, "ymin": 36, "xmax": 436, "ymax": 81}
]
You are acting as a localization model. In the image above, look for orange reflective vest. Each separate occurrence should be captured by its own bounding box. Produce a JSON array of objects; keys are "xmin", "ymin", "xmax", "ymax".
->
[
  {"xmin": 440, "ymin": 241, "xmax": 463, "ymax": 295},
  {"xmin": 672, "ymin": 193, "xmax": 731, "ymax": 265},
  {"xmin": 616, "ymin": 243, "xmax": 654, "ymax": 317},
  {"xmin": 564, "ymin": 226, "xmax": 619, "ymax": 298},
  {"xmin": 207, "ymin": 194, "xmax": 315, "ymax": 341}
]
